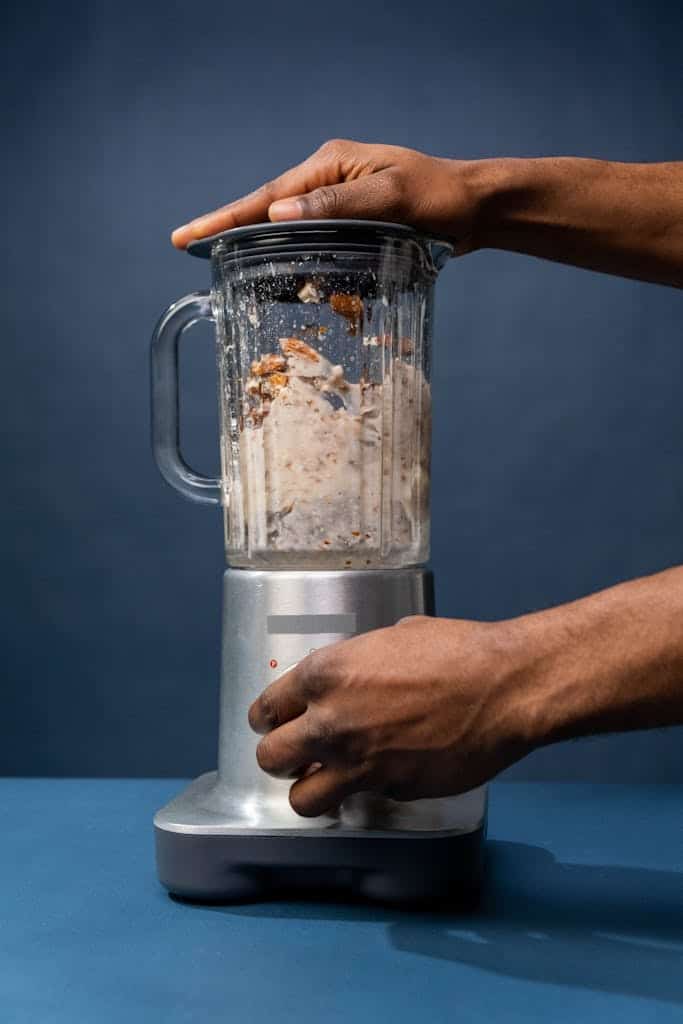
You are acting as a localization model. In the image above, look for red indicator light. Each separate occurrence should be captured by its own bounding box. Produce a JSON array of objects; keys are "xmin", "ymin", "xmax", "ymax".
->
[{"xmin": 269, "ymin": 659, "xmax": 278, "ymax": 669}]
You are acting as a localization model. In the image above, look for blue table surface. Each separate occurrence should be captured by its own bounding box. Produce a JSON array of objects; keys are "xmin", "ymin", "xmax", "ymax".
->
[{"xmin": 2, "ymin": 780, "xmax": 682, "ymax": 1023}]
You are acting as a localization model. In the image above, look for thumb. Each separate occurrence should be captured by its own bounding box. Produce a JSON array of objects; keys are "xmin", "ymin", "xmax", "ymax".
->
[{"xmin": 269, "ymin": 172, "xmax": 403, "ymax": 224}]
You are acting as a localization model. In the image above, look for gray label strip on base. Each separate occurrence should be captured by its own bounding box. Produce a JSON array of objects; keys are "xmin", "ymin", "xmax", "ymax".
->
[{"xmin": 267, "ymin": 613, "xmax": 357, "ymax": 635}]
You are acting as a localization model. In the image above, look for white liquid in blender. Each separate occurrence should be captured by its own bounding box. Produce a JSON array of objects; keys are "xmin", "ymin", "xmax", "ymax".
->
[{"xmin": 234, "ymin": 338, "xmax": 430, "ymax": 568}]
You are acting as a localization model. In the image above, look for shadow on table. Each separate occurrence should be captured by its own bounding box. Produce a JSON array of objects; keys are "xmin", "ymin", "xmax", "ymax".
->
[
  {"xmin": 389, "ymin": 840, "xmax": 683, "ymax": 1005},
  {"xmin": 213, "ymin": 840, "xmax": 683, "ymax": 1005}
]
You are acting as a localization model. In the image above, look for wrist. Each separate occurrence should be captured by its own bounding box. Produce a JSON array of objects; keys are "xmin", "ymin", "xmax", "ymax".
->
[
  {"xmin": 464, "ymin": 616, "xmax": 556, "ymax": 761},
  {"xmin": 499, "ymin": 568, "xmax": 683, "ymax": 752},
  {"xmin": 484, "ymin": 600, "xmax": 617, "ymax": 756},
  {"xmin": 498, "ymin": 608, "xmax": 589, "ymax": 752},
  {"xmin": 482, "ymin": 614, "xmax": 560, "ymax": 755},
  {"xmin": 459, "ymin": 156, "xmax": 606, "ymax": 252},
  {"xmin": 447, "ymin": 158, "xmax": 539, "ymax": 251}
]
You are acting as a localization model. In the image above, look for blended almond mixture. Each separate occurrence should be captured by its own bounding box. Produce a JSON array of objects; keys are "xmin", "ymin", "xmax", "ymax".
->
[{"xmin": 234, "ymin": 337, "xmax": 430, "ymax": 567}]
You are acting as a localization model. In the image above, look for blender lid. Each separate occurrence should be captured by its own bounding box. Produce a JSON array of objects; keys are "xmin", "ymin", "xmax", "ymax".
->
[{"xmin": 186, "ymin": 219, "xmax": 452, "ymax": 262}]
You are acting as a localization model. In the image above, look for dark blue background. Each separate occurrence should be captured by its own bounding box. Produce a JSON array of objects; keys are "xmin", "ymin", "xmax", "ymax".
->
[{"xmin": 2, "ymin": 0, "xmax": 681, "ymax": 778}]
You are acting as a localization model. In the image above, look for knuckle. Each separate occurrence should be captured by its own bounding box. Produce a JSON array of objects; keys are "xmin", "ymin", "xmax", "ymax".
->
[
  {"xmin": 382, "ymin": 168, "xmax": 408, "ymax": 212},
  {"xmin": 312, "ymin": 706, "xmax": 361, "ymax": 761},
  {"xmin": 257, "ymin": 690, "xmax": 278, "ymax": 728},
  {"xmin": 308, "ymin": 185, "xmax": 340, "ymax": 218},
  {"xmin": 396, "ymin": 614, "xmax": 428, "ymax": 627},
  {"xmin": 311, "ymin": 706, "xmax": 339, "ymax": 749},
  {"xmin": 298, "ymin": 649, "xmax": 327, "ymax": 698},
  {"xmin": 383, "ymin": 165, "xmax": 402, "ymax": 186},
  {"xmin": 256, "ymin": 179, "xmax": 276, "ymax": 199},
  {"xmin": 255, "ymin": 736, "xmax": 276, "ymax": 773},
  {"xmin": 318, "ymin": 137, "xmax": 347, "ymax": 156},
  {"xmin": 299, "ymin": 710, "xmax": 323, "ymax": 747}
]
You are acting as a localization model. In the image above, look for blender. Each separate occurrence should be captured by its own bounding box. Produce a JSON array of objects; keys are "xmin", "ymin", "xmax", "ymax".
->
[{"xmin": 151, "ymin": 220, "xmax": 487, "ymax": 904}]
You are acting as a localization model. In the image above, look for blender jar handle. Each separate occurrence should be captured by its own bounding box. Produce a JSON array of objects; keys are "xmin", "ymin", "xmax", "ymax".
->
[{"xmin": 150, "ymin": 291, "xmax": 222, "ymax": 506}]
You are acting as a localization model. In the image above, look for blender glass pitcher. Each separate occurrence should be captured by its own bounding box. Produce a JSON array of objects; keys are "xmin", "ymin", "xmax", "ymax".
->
[{"xmin": 151, "ymin": 221, "xmax": 451, "ymax": 569}]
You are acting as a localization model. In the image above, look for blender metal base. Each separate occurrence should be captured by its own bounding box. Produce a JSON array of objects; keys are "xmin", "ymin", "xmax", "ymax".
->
[
  {"xmin": 155, "ymin": 772, "xmax": 486, "ymax": 907},
  {"xmin": 155, "ymin": 569, "xmax": 487, "ymax": 906}
]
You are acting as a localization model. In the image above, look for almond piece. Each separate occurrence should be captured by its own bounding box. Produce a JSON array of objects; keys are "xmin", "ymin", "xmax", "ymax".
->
[
  {"xmin": 330, "ymin": 293, "xmax": 363, "ymax": 331},
  {"xmin": 298, "ymin": 281, "xmax": 322, "ymax": 304},
  {"xmin": 279, "ymin": 337, "xmax": 320, "ymax": 361},
  {"xmin": 251, "ymin": 353, "xmax": 287, "ymax": 376},
  {"xmin": 261, "ymin": 371, "xmax": 289, "ymax": 397}
]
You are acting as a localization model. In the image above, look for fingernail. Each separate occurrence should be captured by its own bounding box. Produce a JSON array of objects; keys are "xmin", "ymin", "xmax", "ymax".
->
[
  {"xmin": 269, "ymin": 198, "xmax": 304, "ymax": 221},
  {"xmin": 171, "ymin": 226, "xmax": 188, "ymax": 246}
]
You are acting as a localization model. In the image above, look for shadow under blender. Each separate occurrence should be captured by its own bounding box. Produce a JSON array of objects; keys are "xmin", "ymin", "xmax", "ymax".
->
[{"xmin": 193, "ymin": 838, "xmax": 683, "ymax": 1005}]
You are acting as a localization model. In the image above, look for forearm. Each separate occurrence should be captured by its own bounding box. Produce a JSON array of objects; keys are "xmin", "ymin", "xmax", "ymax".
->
[
  {"xmin": 508, "ymin": 566, "xmax": 683, "ymax": 751},
  {"xmin": 467, "ymin": 157, "xmax": 683, "ymax": 288}
]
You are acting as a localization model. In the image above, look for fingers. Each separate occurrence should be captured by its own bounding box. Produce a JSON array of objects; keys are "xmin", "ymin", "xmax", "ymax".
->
[
  {"xmin": 171, "ymin": 187, "xmax": 277, "ymax": 249},
  {"xmin": 248, "ymin": 667, "xmax": 309, "ymax": 735},
  {"xmin": 171, "ymin": 139, "xmax": 359, "ymax": 249},
  {"xmin": 289, "ymin": 764, "xmax": 368, "ymax": 818},
  {"xmin": 248, "ymin": 647, "xmax": 333, "ymax": 733},
  {"xmin": 248, "ymin": 640, "xmax": 370, "ymax": 816},
  {"xmin": 255, "ymin": 717, "xmax": 322, "ymax": 779},
  {"xmin": 269, "ymin": 171, "xmax": 405, "ymax": 225}
]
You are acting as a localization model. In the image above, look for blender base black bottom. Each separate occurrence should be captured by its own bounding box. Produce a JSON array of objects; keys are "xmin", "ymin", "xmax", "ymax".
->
[{"xmin": 155, "ymin": 826, "xmax": 486, "ymax": 908}]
